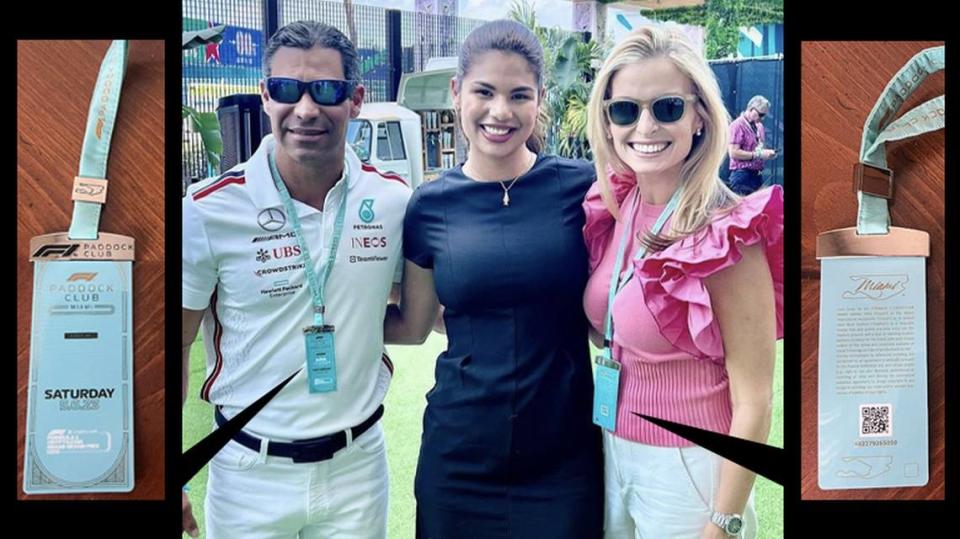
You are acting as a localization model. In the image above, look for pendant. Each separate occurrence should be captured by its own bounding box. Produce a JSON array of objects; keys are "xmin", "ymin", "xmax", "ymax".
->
[{"xmin": 503, "ymin": 191, "xmax": 510, "ymax": 206}]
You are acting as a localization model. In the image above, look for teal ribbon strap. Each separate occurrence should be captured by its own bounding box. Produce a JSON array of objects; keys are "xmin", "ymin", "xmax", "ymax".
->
[
  {"xmin": 601, "ymin": 187, "xmax": 682, "ymax": 361},
  {"xmin": 268, "ymin": 151, "xmax": 349, "ymax": 327},
  {"xmin": 857, "ymin": 46, "xmax": 944, "ymax": 235},
  {"xmin": 68, "ymin": 40, "xmax": 129, "ymax": 240}
]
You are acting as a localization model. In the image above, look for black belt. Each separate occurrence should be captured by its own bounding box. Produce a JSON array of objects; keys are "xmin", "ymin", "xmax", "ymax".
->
[{"xmin": 214, "ymin": 404, "xmax": 384, "ymax": 463}]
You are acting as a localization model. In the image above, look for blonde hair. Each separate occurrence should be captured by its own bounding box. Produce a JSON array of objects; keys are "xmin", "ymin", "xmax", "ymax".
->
[{"xmin": 586, "ymin": 25, "xmax": 738, "ymax": 250}]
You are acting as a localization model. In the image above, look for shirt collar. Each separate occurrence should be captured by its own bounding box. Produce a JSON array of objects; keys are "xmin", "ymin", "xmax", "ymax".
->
[{"xmin": 247, "ymin": 134, "xmax": 360, "ymax": 211}]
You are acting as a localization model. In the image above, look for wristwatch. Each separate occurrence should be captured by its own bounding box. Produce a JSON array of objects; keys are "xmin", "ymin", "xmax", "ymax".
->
[{"xmin": 710, "ymin": 511, "xmax": 744, "ymax": 537}]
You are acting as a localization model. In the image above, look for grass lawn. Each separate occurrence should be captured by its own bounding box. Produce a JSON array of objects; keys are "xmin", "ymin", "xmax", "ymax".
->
[{"xmin": 183, "ymin": 337, "xmax": 783, "ymax": 538}]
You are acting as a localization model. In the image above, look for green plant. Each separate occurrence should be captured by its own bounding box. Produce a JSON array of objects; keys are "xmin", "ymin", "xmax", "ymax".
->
[
  {"xmin": 182, "ymin": 106, "xmax": 223, "ymax": 170},
  {"xmin": 643, "ymin": 0, "xmax": 783, "ymax": 59},
  {"xmin": 508, "ymin": 0, "xmax": 607, "ymax": 159}
]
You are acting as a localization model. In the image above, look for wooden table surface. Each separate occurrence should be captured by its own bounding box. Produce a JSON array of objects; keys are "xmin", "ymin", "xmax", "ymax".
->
[
  {"xmin": 17, "ymin": 40, "xmax": 165, "ymax": 500},
  {"xmin": 800, "ymin": 41, "xmax": 945, "ymax": 500}
]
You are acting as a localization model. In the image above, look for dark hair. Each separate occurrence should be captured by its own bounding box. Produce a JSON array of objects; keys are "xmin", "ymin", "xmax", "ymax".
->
[
  {"xmin": 263, "ymin": 21, "xmax": 359, "ymax": 82},
  {"xmin": 456, "ymin": 20, "xmax": 546, "ymax": 154}
]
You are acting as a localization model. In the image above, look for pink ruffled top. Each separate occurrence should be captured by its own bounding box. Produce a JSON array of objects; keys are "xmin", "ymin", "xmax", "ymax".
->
[{"xmin": 582, "ymin": 173, "xmax": 783, "ymax": 446}]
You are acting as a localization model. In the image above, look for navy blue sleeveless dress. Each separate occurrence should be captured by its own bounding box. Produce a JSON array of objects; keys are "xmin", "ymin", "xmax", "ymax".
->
[{"xmin": 403, "ymin": 156, "xmax": 603, "ymax": 538}]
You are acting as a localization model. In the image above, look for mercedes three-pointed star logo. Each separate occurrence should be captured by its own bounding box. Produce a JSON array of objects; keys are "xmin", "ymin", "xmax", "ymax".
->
[{"xmin": 257, "ymin": 208, "xmax": 286, "ymax": 232}]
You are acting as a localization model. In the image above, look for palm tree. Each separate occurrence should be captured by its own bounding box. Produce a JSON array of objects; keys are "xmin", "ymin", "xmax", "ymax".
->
[{"xmin": 508, "ymin": 0, "xmax": 606, "ymax": 159}]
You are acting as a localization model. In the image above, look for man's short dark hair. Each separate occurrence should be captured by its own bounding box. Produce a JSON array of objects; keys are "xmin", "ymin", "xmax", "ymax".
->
[{"xmin": 263, "ymin": 21, "xmax": 359, "ymax": 81}]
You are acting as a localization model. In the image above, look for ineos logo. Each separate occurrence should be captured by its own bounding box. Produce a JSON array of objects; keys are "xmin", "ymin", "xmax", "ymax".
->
[{"xmin": 257, "ymin": 208, "xmax": 286, "ymax": 232}]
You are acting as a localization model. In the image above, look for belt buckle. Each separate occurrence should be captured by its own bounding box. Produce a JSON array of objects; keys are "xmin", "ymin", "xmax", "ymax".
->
[{"xmin": 285, "ymin": 436, "xmax": 339, "ymax": 463}]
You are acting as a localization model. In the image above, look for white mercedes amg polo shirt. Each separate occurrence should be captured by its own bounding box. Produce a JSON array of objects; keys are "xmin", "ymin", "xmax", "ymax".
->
[{"xmin": 183, "ymin": 135, "xmax": 410, "ymax": 440}]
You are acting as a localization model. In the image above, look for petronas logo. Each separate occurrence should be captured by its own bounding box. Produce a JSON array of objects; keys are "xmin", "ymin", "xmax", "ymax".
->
[{"xmin": 359, "ymin": 199, "xmax": 375, "ymax": 223}]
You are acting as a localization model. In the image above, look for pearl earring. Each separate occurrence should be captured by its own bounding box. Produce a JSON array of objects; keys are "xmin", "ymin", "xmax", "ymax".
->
[{"xmin": 696, "ymin": 128, "xmax": 703, "ymax": 136}]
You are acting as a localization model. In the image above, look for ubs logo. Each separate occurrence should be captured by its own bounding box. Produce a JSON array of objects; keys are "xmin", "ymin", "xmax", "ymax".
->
[
  {"xmin": 257, "ymin": 245, "xmax": 301, "ymax": 263},
  {"xmin": 258, "ymin": 208, "xmax": 286, "ymax": 232}
]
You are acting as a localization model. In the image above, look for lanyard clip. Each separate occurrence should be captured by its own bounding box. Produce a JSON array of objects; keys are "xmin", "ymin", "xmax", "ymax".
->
[
  {"xmin": 72, "ymin": 176, "xmax": 109, "ymax": 204},
  {"xmin": 853, "ymin": 162, "xmax": 893, "ymax": 200}
]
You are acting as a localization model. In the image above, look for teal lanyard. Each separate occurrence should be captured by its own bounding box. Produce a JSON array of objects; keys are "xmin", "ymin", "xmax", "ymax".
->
[
  {"xmin": 68, "ymin": 40, "xmax": 129, "ymax": 240},
  {"xmin": 268, "ymin": 151, "xmax": 349, "ymax": 327},
  {"xmin": 857, "ymin": 46, "xmax": 944, "ymax": 235},
  {"xmin": 601, "ymin": 187, "xmax": 682, "ymax": 360}
]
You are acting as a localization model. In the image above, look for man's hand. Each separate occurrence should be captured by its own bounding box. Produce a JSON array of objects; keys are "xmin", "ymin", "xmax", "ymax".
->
[
  {"xmin": 183, "ymin": 490, "xmax": 199, "ymax": 538},
  {"xmin": 182, "ymin": 308, "xmax": 205, "ymax": 538},
  {"xmin": 760, "ymin": 149, "xmax": 776, "ymax": 160}
]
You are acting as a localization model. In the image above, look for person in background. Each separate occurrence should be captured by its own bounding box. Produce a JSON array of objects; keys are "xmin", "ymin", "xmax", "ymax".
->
[{"xmin": 727, "ymin": 95, "xmax": 776, "ymax": 195}]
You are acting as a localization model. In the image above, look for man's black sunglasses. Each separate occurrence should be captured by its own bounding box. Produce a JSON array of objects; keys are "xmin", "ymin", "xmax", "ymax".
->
[{"xmin": 266, "ymin": 77, "xmax": 357, "ymax": 106}]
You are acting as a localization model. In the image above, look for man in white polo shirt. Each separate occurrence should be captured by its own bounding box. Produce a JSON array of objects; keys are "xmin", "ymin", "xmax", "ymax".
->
[{"xmin": 181, "ymin": 21, "xmax": 436, "ymax": 538}]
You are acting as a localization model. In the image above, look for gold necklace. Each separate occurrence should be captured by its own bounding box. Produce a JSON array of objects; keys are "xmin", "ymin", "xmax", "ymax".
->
[{"xmin": 498, "ymin": 153, "xmax": 536, "ymax": 207}]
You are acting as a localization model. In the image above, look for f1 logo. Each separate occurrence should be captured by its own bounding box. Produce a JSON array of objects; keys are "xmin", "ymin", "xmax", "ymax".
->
[{"xmin": 32, "ymin": 244, "xmax": 79, "ymax": 258}]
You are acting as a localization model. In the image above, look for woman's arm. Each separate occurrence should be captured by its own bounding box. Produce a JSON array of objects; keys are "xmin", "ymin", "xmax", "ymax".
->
[
  {"xmin": 384, "ymin": 260, "xmax": 440, "ymax": 345},
  {"xmin": 701, "ymin": 244, "xmax": 776, "ymax": 538}
]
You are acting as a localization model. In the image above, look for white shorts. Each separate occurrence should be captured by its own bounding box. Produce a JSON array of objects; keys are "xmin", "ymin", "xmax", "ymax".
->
[
  {"xmin": 603, "ymin": 431, "xmax": 758, "ymax": 539},
  {"xmin": 205, "ymin": 422, "xmax": 389, "ymax": 539}
]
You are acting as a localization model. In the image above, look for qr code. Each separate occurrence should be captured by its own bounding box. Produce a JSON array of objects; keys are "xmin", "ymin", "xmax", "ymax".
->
[{"xmin": 859, "ymin": 404, "xmax": 892, "ymax": 437}]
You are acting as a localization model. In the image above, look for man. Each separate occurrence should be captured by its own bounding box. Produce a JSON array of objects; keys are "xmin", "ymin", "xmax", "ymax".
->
[
  {"xmin": 181, "ymin": 21, "xmax": 436, "ymax": 538},
  {"xmin": 727, "ymin": 95, "xmax": 777, "ymax": 195}
]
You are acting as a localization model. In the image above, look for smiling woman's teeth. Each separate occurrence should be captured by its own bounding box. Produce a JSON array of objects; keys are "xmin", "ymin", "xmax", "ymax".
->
[
  {"xmin": 630, "ymin": 142, "xmax": 669, "ymax": 154},
  {"xmin": 483, "ymin": 125, "xmax": 510, "ymax": 135}
]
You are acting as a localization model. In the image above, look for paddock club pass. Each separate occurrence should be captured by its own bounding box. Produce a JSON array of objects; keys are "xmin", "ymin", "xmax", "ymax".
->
[{"xmin": 44, "ymin": 387, "xmax": 116, "ymax": 411}]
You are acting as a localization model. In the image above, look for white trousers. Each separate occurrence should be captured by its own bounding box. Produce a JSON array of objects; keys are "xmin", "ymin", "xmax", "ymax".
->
[
  {"xmin": 603, "ymin": 431, "xmax": 757, "ymax": 539},
  {"xmin": 205, "ymin": 423, "xmax": 389, "ymax": 539}
]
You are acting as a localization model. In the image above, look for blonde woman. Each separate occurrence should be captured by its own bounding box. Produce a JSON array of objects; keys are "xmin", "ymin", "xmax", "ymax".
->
[{"xmin": 581, "ymin": 26, "xmax": 783, "ymax": 538}]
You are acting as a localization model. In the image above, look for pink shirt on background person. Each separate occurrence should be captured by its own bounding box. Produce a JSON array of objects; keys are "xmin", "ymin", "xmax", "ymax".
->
[
  {"xmin": 729, "ymin": 114, "xmax": 766, "ymax": 171},
  {"xmin": 582, "ymin": 171, "xmax": 784, "ymax": 446}
]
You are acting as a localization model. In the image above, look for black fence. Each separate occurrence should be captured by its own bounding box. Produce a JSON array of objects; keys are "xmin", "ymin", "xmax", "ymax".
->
[
  {"xmin": 183, "ymin": 0, "xmax": 267, "ymax": 182},
  {"xmin": 279, "ymin": 0, "xmax": 393, "ymax": 101},
  {"xmin": 399, "ymin": 11, "xmax": 486, "ymax": 74},
  {"xmin": 711, "ymin": 55, "xmax": 785, "ymax": 187}
]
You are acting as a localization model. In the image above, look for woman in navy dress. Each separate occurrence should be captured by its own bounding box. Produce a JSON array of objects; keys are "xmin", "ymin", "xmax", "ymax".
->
[{"xmin": 385, "ymin": 20, "xmax": 603, "ymax": 538}]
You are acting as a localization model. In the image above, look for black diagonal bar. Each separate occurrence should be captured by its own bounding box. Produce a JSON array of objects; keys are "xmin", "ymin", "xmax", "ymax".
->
[
  {"xmin": 180, "ymin": 370, "xmax": 299, "ymax": 486},
  {"xmin": 634, "ymin": 413, "xmax": 783, "ymax": 486}
]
